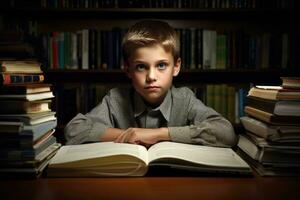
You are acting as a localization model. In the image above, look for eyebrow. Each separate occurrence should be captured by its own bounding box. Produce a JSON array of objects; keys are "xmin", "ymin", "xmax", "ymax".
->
[{"xmin": 132, "ymin": 59, "xmax": 169, "ymax": 64}]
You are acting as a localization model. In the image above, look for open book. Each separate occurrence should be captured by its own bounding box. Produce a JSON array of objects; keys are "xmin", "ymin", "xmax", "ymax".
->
[{"xmin": 47, "ymin": 141, "xmax": 252, "ymax": 177}]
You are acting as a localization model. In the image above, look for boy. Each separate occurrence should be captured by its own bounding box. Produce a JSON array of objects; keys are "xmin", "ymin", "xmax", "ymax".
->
[{"xmin": 65, "ymin": 20, "xmax": 236, "ymax": 147}]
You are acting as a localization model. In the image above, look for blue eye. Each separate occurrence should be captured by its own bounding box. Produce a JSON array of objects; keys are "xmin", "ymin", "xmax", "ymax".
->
[
  {"xmin": 135, "ymin": 64, "xmax": 145, "ymax": 71},
  {"xmin": 157, "ymin": 62, "xmax": 167, "ymax": 70}
]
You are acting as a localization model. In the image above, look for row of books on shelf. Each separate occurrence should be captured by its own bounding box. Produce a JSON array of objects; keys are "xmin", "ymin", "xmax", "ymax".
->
[
  {"xmin": 41, "ymin": 28, "xmax": 299, "ymax": 70},
  {"xmin": 0, "ymin": 60, "xmax": 60, "ymax": 178},
  {"xmin": 42, "ymin": 28, "xmax": 125, "ymax": 70},
  {"xmin": 205, "ymin": 84, "xmax": 247, "ymax": 123},
  {"xmin": 5, "ymin": 0, "xmax": 298, "ymax": 9},
  {"xmin": 237, "ymin": 76, "xmax": 300, "ymax": 176}
]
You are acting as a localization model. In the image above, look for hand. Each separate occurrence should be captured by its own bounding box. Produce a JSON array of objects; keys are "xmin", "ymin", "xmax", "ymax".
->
[{"xmin": 114, "ymin": 127, "xmax": 169, "ymax": 147}]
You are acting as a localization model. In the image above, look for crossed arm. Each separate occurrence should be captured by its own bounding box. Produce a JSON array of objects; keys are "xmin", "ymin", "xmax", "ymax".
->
[
  {"xmin": 65, "ymin": 89, "xmax": 236, "ymax": 147},
  {"xmin": 100, "ymin": 127, "xmax": 170, "ymax": 146}
]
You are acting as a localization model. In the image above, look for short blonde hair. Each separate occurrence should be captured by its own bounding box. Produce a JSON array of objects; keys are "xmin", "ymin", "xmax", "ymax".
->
[{"xmin": 122, "ymin": 20, "xmax": 180, "ymax": 62}]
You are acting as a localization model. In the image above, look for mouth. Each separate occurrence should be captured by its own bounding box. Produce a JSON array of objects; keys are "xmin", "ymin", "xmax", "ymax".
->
[{"xmin": 144, "ymin": 86, "xmax": 160, "ymax": 91}]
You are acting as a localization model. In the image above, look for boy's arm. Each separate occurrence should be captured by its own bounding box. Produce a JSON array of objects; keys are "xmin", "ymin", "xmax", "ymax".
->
[
  {"xmin": 168, "ymin": 115, "xmax": 236, "ymax": 147},
  {"xmin": 64, "ymin": 96, "xmax": 114, "ymax": 145},
  {"xmin": 100, "ymin": 128, "xmax": 123, "ymax": 141},
  {"xmin": 114, "ymin": 127, "xmax": 170, "ymax": 145},
  {"xmin": 168, "ymin": 93, "xmax": 237, "ymax": 147}
]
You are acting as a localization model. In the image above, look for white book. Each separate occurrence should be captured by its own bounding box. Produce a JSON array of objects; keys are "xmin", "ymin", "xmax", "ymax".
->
[
  {"xmin": 70, "ymin": 32, "xmax": 78, "ymax": 69},
  {"xmin": 0, "ymin": 111, "xmax": 56, "ymax": 125},
  {"xmin": 48, "ymin": 141, "xmax": 251, "ymax": 177},
  {"xmin": 0, "ymin": 91, "xmax": 54, "ymax": 101},
  {"xmin": 202, "ymin": 29, "xmax": 211, "ymax": 69},
  {"xmin": 202, "ymin": 29, "xmax": 217, "ymax": 69}
]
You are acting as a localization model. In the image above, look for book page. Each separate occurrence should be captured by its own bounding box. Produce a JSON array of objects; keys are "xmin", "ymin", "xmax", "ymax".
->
[
  {"xmin": 49, "ymin": 142, "xmax": 149, "ymax": 166},
  {"xmin": 256, "ymin": 85, "xmax": 282, "ymax": 90},
  {"xmin": 148, "ymin": 141, "xmax": 249, "ymax": 168}
]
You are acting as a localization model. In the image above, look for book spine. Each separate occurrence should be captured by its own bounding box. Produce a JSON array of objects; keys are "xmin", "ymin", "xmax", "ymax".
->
[
  {"xmin": 1, "ymin": 73, "xmax": 44, "ymax": 85},
  {"xmin": 82, "ymin": 29, "xmax": 89, "ymax": 70},
  {"xmin": 52, "ymin": 32, "xmax": 59, "ymax": 69},
  {"xmin": 0, "ymin": 138, "xmax": 34, "ymax": 149}
]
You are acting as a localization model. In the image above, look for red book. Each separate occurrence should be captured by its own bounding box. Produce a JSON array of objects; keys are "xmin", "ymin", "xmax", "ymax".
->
[
  {"xmin": 0, "ymin": 73, "xmax": 44, "ymax": 85},
  {"xmin": 52, "ymin": 32, "xmax": 59, "ymax": 69}
]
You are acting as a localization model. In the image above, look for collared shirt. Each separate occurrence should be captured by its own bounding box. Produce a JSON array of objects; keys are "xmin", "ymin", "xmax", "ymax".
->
[
  {"xmin": 133, "ymin": 89, "xmax": 171, "ymax": 129},
  {"xmin": 65, "ymin": 86, "xmax": 237, "ymax": 147}
]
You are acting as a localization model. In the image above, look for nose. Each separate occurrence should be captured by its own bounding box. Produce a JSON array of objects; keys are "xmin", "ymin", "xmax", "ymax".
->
[{"xmin": 146, "ymin": 67, "xmax": 157, "ymax": 82}]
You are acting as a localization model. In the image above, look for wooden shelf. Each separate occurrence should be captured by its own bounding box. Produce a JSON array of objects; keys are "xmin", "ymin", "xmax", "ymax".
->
[
  {"xmin": 1, "ymin": 8, "xmax": 299, "ymax": 20},
  {"xmin": 44, "ymin": 68, "xmax": 299, "ymax": 85}
]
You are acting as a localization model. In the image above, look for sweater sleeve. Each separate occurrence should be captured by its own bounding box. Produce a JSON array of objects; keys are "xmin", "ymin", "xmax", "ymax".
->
[
  {"xmin": 64, "ymin": 95, "xmax": 113, "ymax": 145},
  {"xmin": 168, "ymin": 95, "xmax": 237, "ymax": 147}
]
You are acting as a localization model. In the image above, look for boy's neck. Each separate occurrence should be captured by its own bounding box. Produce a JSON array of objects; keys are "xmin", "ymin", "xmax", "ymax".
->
[{"xmin": 143, "ymin": 99, "xmax": 162, "ymax": 109}]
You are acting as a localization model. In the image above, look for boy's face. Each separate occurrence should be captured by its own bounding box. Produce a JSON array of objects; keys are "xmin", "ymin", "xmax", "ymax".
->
[{"xmin": 125, "ymin": 44, "xmax": 181, "ymax": 106}]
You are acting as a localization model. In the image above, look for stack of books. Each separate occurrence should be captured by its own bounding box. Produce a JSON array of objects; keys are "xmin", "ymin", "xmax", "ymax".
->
[
  {"xmin": 0, "ymin": 59, "xmax": 60, "ymax": 178},
  {"xmin": 237, "ymin": 77, "xmax": 300, "ymax": 176}
]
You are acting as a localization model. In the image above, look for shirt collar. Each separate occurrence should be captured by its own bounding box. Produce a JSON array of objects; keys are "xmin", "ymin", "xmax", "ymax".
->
[
  {"xmin": 133, "ymin": 91, "xmax": 146, "ymax": 118},
  {"xmin": 133, "ymin": 88, "xmax": 172, "ymax": 122}
]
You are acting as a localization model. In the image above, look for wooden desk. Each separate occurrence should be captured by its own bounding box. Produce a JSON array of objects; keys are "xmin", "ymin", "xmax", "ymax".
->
[{"xmin": 1, "ymin": 176, "xmax": 299, "ymax": 200}]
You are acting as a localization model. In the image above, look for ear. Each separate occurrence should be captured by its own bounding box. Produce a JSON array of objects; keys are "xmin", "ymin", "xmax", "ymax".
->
[
  {"xmin": 123, "ymin": 61, "xmax": 132, "ymax": 79},
  {"xmin": 173, "ymin": 58, "xmax": 181, "ymax": 77}
]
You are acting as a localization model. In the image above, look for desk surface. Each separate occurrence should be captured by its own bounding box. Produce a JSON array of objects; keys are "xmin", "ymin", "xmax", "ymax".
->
[{"xmin": 1, "ymin": 176, "xmax": 300, "ymax": 200}]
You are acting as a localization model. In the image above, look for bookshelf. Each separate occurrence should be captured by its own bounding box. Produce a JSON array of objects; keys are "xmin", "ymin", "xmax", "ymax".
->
[
  {"xmin": 1, "ymin": 1, "xmax": 300, "ymax": 142},
  {"xmin": 1, "ymin": 7, "xmax": 299, "ymax": 20}
]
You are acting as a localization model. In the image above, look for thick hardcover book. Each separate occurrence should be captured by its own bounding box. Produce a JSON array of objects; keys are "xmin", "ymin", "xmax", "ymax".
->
[
  {"xmin": 0, "ymin": 129, "xmax": 55, "ymax": 149},
  {"xmin": 47, "ymin": 141, "xmax": 252, "ymax": 177},
  {"xmin": 281, "ymin": 77, "xmax": 300, "ymax": 89},
  {"xmin": 0, "ymin": 121, "xmax": 23, "ymax": 133},
  {"xmin": 0, "ymin": 73, "xmax": 44, "ymax": 85},
  {"xmin": 0, "ymin": 142, "xmax": 60, "ymax": 169},
  {"xmin": 0, "ymin": 135, "xmax": 57, "ymax": 161},
  {"xmin": 0, "ymin": 142, "xmax": 61, "ymax": 179},
  {"xmin": 237, "ymin": 148, "xmax": 300, "ymax": 177},
  {"xmin": 244, "ymin": 106, "xmax": 300, "ymax": 125},
  {"xmin": 0, "ymin": 60, "xmax": 42, "ymax": 73},
  {"xmin": 240, "ymin": 116, "xmax": 300, "ymax": 142},
  {"xmin": 0, "ymin": 100, "xmax": 51, "ymax": 114},
  {"xmin": 237, "ymin": 134, "xmax": 300, "ymax": 166},
  {"xmin": 0, "ymin": 111, "xmax": 56, "ymax": 125},
  {"xmin": 0, "ymin": 120, "xmax": 57, "ymax": 141},
  {"xmin": 0, "ymin": 83, "xmax": 51, "ymax": 94},
  {"xmin": 248, "ymin": 85, "xmax": 300, "ymax": 100},
  {"xmin": 246, "ymin": 96, "xmax": 300, "ymax": 116},
  {"xmin": 0, "ymin": 91, "xmax": 54, "ymax": 101}
]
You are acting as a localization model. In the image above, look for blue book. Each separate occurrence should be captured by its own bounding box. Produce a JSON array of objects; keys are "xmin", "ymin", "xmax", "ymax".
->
[
  {"xmin": 0, "ymin": 135, "xmax": 57, "ymax": 161},
  {"xmin": 0, "ymin": 120, "xmax": 57, "ymax": 141}
]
